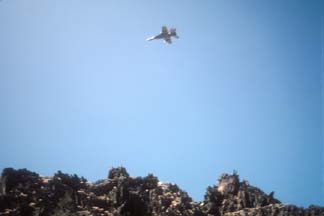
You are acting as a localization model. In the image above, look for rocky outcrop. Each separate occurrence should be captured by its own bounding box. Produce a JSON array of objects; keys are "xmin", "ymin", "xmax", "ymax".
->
[
  {"xmin": 0, "ymin": 167, "xmax": 323, "ymax": 216},
  {"xmin": 201, "ymin": 171, "xmax": 324, "ymax": 216}
]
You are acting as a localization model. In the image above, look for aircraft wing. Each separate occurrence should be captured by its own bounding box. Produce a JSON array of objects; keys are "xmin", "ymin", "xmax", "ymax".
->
[
  {"xmin": 164, "ymin": 37, "xmax": 172, "ymax": 44},
  {"xmin": 161, "ymin": 26, "xmax": 168, "ymax": 34}
]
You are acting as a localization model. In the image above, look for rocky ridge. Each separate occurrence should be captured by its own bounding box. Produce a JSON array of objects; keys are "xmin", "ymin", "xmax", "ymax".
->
[{"xmin": 0, "ymin": 167, "xmax": 323, "ymax": 216}]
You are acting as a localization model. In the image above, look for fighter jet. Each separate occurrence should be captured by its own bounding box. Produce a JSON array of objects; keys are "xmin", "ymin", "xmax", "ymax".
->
[{"xmin": 146, "ymin": 26, "xmax": 179, "ymax": 44}]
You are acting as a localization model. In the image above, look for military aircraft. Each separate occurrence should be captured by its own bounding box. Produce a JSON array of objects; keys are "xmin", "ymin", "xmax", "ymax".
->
[{"xmin": 146, "ymin": 26, "xmax": 179, "ymax": 44}]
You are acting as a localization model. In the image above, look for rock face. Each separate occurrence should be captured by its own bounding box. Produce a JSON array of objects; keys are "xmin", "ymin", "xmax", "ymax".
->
[{"xmin": 0, "ymin": 168, "xmax": 323, "ymax": 216}]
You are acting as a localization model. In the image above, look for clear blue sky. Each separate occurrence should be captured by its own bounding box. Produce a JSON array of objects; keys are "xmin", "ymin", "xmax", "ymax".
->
[{"xmin": 0, "ymin": 0, "xmax": 323, "ymax": 207}]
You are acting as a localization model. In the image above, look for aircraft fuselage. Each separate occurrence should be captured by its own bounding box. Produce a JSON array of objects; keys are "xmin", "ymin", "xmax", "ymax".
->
[{"xmin": 146, "ymin": 26, "xmax": 179, "ymax": 44}]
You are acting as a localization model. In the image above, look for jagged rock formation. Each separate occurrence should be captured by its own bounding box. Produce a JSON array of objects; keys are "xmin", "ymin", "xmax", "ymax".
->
[{"xmin": 0, "ymin": 167, "xmax": 323, "ymax": 216}]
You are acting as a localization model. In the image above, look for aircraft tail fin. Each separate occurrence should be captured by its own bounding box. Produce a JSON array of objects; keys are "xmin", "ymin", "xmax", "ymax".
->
[{"xmin": 170, "ymin": 28, "xmax": 179, "ymax": 38}]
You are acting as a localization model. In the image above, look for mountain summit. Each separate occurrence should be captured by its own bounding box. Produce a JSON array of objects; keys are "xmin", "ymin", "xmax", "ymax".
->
[{"xmin": 0, "ymin": 167, "xmax": 323, "ymax": 216}]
